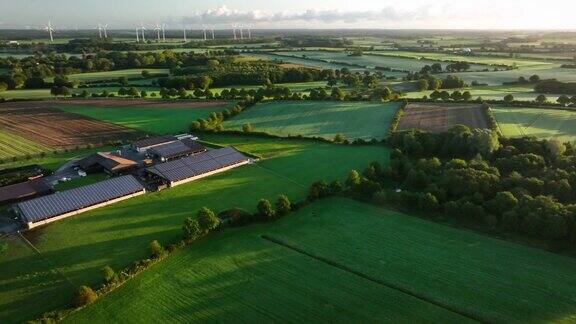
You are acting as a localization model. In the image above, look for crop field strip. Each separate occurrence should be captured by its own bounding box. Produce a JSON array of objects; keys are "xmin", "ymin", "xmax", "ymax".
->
[
  {"xmin": 223, "ymin": 101, "xmax": 401, "ymax": 140},
  {"xmin": 398, "ymin": 103, "xmax": 489, "ymax": 132},
  {"xmin": 0, "ymin": 129, "xmax": 48, "ymax": 159}
]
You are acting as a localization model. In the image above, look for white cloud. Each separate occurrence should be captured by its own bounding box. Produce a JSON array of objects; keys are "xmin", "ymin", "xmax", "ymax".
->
[{"xmin": 181, "ymin": 5, "xmax": 433, "ymax": 26}]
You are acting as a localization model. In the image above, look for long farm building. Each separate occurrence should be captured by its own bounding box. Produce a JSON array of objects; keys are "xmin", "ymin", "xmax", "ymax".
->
[
  {"xmin": 145, "ymin": 147, "xmax": 251, "ymax": 187},
  {"xmin": 15, "ymin": 175, "xmax": 146, "ymax": 229}
]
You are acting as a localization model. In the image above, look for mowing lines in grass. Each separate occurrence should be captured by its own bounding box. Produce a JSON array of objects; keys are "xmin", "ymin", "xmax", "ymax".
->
[
  {"xmin": 261, "ymin": 234, "xmax": 484, "ymax": 323},
  {"xmin": 59, "ymin": 103, "xmax": 231, "ymax": 134},
  {"xmin": 493, "ymin": 106, "xmax": 576, "ymax": 142},
  {"xmin": 223, "ymin": 101, "xmax": 400, "ymax": 140}
]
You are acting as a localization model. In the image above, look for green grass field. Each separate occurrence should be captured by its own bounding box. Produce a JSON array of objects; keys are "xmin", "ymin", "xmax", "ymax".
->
[
  {"xmin": 248, "ymin": 53, "xmax": 370, "ymax": 72},
  {"xmin": 64, "ymin": 197, "xmax": 576, "ymax": 323},
  {"xmin": 455, "ymin": 66, "xmax": 575, "ymax": 86},
  {"xmin": 54, "ymin": 69, "xmax": 169, "ymax": 82},
  {"xmin": 277, "ymin": 50, "xmax": 488, "ymax": 73},
  {"xmin": 0, "ymin": 135, "xmax": 388, "ymax": 323},
  {"xmin": 405, "ymin": 84, "xmax": 566, "ymax": 102},
  {"xmin": 0, "ymin": 130, "xmax": 48, "ymax": 160},
  {"xmin": 223, "ymin": 101, "xmax": 400, "ymax": 140},
  {"xmin": 370, "ymin": 50, "xmax": 555, "ymax": 68},
  {"xmin": 492, "ymin": 106, "xmax": 576, "ymax": 142},
  {"xmin": 59, "ymin": 103, "xmax": 231, "ymax": 134}
]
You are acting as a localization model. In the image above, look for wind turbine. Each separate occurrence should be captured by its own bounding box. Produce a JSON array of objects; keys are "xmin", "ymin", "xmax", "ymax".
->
[
  {"xmin": 239, "ymin": 24, "xmax": 244, "ymax": 40},
  {"xmin": 154, "ymin": 23, "xmax": 161, "ymax": 41},
  {"xmin": 183, "ymin": 25, "xmax": 187, "ymax": 42},
  {"xmin": 161, "ymin": 23, "xmax": 166, "ymax": 42},
  {"xmin": 202, "ymin": 25, "xmax": 207, "ymax": 40},
  {"xmin": 135, "ymin": 25, "xmax": 140, "ymax": 42},
  {"xmin": 44, "ymin": 21, "xmax": 55, "ymax": 42},
  {"xmin": 103, "ymin": 24, "xmax": 108, "ymax": 38},
  {"xmin": 247, "ymin": 24, "xmax": 252, "ymax": 39},
  {"xmin": 211, "ymin": 25, "xmax": 215, "ymax": 40},
  {"xmin": 232, "ymin": 24, "xmax": 237, "ymax": 40},
  {"xmin": 96, "ymin": 23, "xmax": 103, "ymax": 39},
  {"xmin": 140, "ymin": 23, "xmax": 146, "ymax": 42}
]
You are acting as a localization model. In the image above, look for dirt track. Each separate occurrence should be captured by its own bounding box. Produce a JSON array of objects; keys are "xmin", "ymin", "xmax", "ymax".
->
[{"xmin": 398, "ymin": 103, "xmax": 489, "ymax": 133}]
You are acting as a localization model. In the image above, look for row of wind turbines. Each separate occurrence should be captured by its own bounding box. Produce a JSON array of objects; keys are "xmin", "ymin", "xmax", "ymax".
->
[{"xmin": 42, "ymin": 21, "xmax": 254, "ymax": 43}]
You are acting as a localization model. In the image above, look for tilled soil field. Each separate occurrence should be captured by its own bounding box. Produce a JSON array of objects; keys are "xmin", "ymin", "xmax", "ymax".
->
[
  {"xmin": 0, "ymin": 101, "xmax": 143, "ymax": 148},
  {"xmin": 398, "ymin": 103, "xmax": 489, "ymax": 132}
]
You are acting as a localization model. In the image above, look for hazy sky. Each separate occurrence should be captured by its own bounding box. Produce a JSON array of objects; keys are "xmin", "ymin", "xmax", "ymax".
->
[{"xmin": 1, "ymin": 0, "xmax": 575, "ymax": 30}]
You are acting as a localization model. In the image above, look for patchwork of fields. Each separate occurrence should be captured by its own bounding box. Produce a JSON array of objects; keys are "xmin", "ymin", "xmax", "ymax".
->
[
  {"xmin": 405, "ymin": 85, "xmax": 566, "ymax": 102},
  {"xmin": 224, "ymin": 101, "xmax": 400, "ymax": 140},
  {"xmin": 276, "ymin": 51, "xmax": 489, "ymax": 73},
  {"xmin": 248, "ymin": 53, "xmax": 370, "ymax": 72},
  {"xmin": 370, "ymin": 50, "xmax": 557, "ymax": 68},
  {"xmin": 492, "ymin": 106, "xmax": 576, "ymax": 142},
  {"xmin": 398, "ymin": 103, "xmax": 489, "ymax": 132},
  {"xmin": 0, "ymin": 135, "xmax": 388, "ymax": 323},
  {"xmin": 64, "ymin": 198, "xmax": 576, "ymax": 323}
]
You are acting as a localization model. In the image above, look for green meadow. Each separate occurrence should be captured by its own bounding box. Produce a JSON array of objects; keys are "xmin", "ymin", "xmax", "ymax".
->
[
  {"xmin": 59, "ymin": 103, "xmax": 231, "ymax": 134},
  {"xmin": 223, "ymin": 101, "xmax": 400, "ymax": 140},
  {"xmin": 492, "ymin": 106, "xmax": 576, "ymax": 142},
  {"xmin": 65, "ymin": 197, "xmax": 576, "ymax": 323}
]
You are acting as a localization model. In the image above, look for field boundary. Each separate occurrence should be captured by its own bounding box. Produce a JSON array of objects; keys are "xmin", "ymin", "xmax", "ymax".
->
[
  {"xmin": 17, "ymin": 232, "xmax": 77, "ymax": 288},
  {"xmin": 261, "ymin": 234, "xmax": 488, "ymax": 323}
]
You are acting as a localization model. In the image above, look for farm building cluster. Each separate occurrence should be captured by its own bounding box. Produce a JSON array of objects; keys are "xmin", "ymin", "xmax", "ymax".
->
[{"xmin": 1, "ymin": 134, "xmax": 252, "ymax": 229}]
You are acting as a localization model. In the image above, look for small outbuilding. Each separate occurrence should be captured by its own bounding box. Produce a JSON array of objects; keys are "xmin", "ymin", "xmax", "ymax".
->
[
  {"xmin": 0, "ymin": 179, "xmax": 53, "ymax": 204},
  {"xmin": 77, "ymin": 152, "xmax": 138, "ymax": 174},
  {"xmin": 148, "ymin": 139, "xmax": 207, "ymax": 162},
  {"xmin": 131, "ymin": 135, "xmax": 177, "ymax": 152}
]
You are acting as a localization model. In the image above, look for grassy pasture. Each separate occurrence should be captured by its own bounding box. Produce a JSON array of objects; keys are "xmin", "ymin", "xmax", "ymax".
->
[
  {"xmin": 405, "ymin": 85, "xmax": 567, "ymax": 102},
  {"xmin": 454, "ymin": 66, "xmax": 576, "ymax": 86},
  {"xmin": 248, "ymin": 53, "xmax": 370, "ymax": 72},
  {"xmin": 492, "ymin": 106, "xmax": 576, "ymax": 142},
  {"xmin": 59, "ymin": 103, "xmax": 231, "ymax": 134},
  {"xmin": 223, "ymin": 101, "xmax": 400, "ymax": 140},
  {"xmin": 370, "ymin": 50, "xmax": 555, "ymax": 68},
  {"xmin": 277, "ymin": 50, "xmax": 488, "ymax": 73},
  {"xmin": 0, "ymin": 136, "xmax": 388, "ymax": 323},
  {"xmin": 65, "ymin": 197, "xmax": 576, "ymax": 323},
  {"xmin": 0, "ymin": 130, "xmax": 48, "ymax": 160},
  {"xmin": 59, "ymin": 69, "xmax": 169, "ymax": 82}
]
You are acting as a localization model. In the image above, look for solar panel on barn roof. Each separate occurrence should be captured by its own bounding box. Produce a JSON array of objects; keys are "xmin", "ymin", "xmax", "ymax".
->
[
  {"xmin": 145, "ymin": 147, "xmax": 249, "ymax": 183},
  {"xmin": 17, "ymin": 175, "xmax": 145, "ymax": 224}
]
